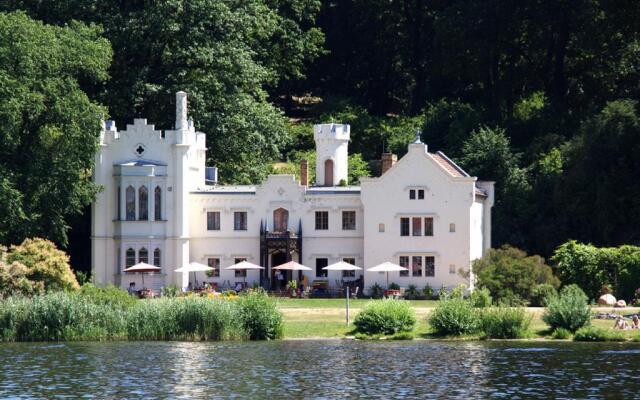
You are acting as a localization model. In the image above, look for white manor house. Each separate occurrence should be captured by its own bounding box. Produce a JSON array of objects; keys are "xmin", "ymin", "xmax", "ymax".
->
[{"xmin": 91, "ymin": 92, "xmax": 494, "ymax": 294}]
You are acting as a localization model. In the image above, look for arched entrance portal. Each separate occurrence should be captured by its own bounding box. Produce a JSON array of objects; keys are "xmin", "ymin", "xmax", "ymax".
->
[{"xmin": 324, "ymin": 159, "xmax": 334, "ymax": 186}]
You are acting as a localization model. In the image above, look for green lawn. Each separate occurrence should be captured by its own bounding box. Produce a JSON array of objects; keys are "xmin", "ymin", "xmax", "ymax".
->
[
  {"xmin": 278, "ymin": 299, "xmax": 640, "ymax": 340},
  {"xmin": 276, "ymin": 297, "xmax": 439, "ymax": 309}
]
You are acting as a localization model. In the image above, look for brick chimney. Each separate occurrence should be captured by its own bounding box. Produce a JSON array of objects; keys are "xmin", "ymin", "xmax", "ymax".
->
[
  {"xmin": 381, "ymin": 153, "xmax": 397, "ymax": 175},
  {"xmin": 300, "ymin": 159, "xmax": 308, "ymax": 186}
]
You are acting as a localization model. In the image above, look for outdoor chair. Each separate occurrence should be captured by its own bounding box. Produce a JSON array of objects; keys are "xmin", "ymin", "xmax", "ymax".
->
[{"xmin": 350, "ymin": 286, "xmax": 359, "ymax": 299}]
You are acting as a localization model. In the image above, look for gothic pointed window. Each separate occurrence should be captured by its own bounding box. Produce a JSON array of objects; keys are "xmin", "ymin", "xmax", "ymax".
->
[
  {"xmin": 154, "ymin": 186, "xmax": 162, "ymax": 221},
  {"xmin": 153, "ymin": 248, "xmax": 161, "ymax": 267},
  {"xmin": 273, "ymin": 208, "xmax": 289, "ymax": 232},
  {"xmin": 117, "ymin": 186, "xmax": 121, "ymax": 220},
  {"xmin": 125, "ymin": 186, "xmax": 135, "ymax": 221},
  {"xmin": 125, "ymin": 248, "xmax": 135, "ymax": 268},
  {"xmin": 139, "ymin": 247, "xmax": 148, "ymax": 264},
  {"xmin": 139, "ymin": 186, "xmax": 148, "ymax": 220}
]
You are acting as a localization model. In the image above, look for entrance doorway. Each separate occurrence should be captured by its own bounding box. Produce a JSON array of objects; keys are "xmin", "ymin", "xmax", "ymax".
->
[{"xmin": 271, "ymin": 252, "xmax": 289, "ymax": 290}]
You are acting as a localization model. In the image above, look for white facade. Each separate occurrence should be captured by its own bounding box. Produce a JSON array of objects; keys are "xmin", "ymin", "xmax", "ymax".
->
[{"xmin": 91, "ymin": 92, "xmax": 494, "ymax": 294}]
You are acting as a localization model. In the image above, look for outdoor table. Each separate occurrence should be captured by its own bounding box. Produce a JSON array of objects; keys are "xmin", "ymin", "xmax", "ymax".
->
[{"xmin": 384, "ymin": 289, "xmax": 401, "ymax": 299}]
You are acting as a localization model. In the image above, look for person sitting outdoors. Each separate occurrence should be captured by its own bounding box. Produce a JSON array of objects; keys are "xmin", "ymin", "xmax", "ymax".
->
[
  {"xmin": 127, "ymin": 282, "xmax": 137, "ymax": 296},
  {"xmin": 633, "ymin": 315, "xmax": 640, "ymax": 329},
  {"xmin": 235, "ymin": 282, "xmax": 244, "ymax": 293},
  {"xmin": 614, "ymin": 316, "xmax": 631, "ymax": 330}
]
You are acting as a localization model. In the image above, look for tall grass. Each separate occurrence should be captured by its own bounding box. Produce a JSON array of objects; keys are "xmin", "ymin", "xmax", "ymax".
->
[
  {"xmin": 0, "ymin": 290, "xmax": 282, "ymax": 341},
  {"xmin": 428, "ymin": 298, "xmax": 480, "ymax": 336}
]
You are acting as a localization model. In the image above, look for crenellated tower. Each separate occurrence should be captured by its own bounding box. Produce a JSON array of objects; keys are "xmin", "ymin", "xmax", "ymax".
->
[{"xmin": 314, "ymin": 123, "xmax": 350, "ymax": 186}]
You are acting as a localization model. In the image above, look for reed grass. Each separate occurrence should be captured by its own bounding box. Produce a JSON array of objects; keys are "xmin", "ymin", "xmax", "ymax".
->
[{"xmin": 0, "ymin": 290, "xmax": 282, "ymax": 342}]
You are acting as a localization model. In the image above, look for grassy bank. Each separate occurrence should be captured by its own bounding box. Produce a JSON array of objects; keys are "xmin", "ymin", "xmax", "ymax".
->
[{"xmin": 279, "ymin": 300, "xmax": 640, "ymax": 341}]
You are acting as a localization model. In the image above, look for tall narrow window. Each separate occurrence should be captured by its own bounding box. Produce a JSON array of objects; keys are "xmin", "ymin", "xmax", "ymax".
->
[
  {"xmin": 315, "ymin": 258, "xmax": 328, "ymax": 278},
  {"xmin": 400, "ymin": 218, "xmax": 410, "ymax": 236},
  {"xmin": 412, "ymin": 217, "xmax": 422, "ymax": 236},
  {"xmin": 426, "ymin": 256, "xmax": 435, "ymax": 277},
  {"xmin": 342, "ymin": 211, "xmax": 356, "ymax": 230},
  {"xmin": 315, "ymin": 211, "xmax": 329, "ymax": 230},
  {"xmin": 125, "ymin": 248, "xmax": 136, "ymax": 268},
  {"xmin": 234, "ymin": 212, "xmax": 247, "ymax": 231},
  {"xmin": 207, "ymin": 211, "xmax": 221, "ymax": 230},
  {"xmin": 409, "ymin": 189, "xmax": 416, "ymax": 200},
  {"xmin": 154, "ymin": 186, "xmax": 162, "ymax": 220},
  {"xmin": 342, "ymin": 258, "xmax": 356, "ymax": 278},
  {"xmin": 412, "ymin": 256, "xmax": 423, "ymax": 277},
  {"xmin": 207, "ymin": 258, "xmax": 220, "ymax": 277},
  {"xmin": 138, "ymin": 186, "xmax": 148, "ymax": 220},
  {"xmin": 418, "ymin": 189, "xmax": 425, "ymax": 199},
  {"xmin": 138, "ymin": 247, "xmax": 148, "ymax": 264},
  {"xmin": 273, "ymin": 208, "xmax": 289, "ymax": 232},
  {"xmin": 153, "ymin": 248, "xmax": 161, "ymax": 267},
  {"xmin": 425, "ymin": 217, "xmax": 434, "ymax": 236},
  {"xmin": 399, "ymin": 256, "xmax": 409, "ymax": 277},
  {"xmin": 324, "ymin": 159, "xmax": 334, "ymax": 186},
  {"xmin": 125, "ymin": 186, "xmax": 135, "ymax": 221},
  {"xmin": 234, "ymin": 257, "xmax": 247, "ymax": 278},
  {"xmin": 117, "ymin": 186, "xmax": 121, "ymax": 219},
  {"xmin": 449, "ymin": 223, "xmax": 456, "ymax": 233}
]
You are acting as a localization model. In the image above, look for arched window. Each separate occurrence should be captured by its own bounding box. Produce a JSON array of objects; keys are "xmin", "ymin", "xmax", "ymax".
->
[
  {"xmin": 138, "ymin": 186, "xmax": 148, "ymax": 220},
  {"xmin": 273, "ymin": 208, "xmax": 289, "ymax": 232},
  {"xmin": 125, "ymin": 186, "xmax": 135, "ymax": 220},
  {"xmin": 125, "ymin": 248, "xmax": 136, "ymax": 268},
  {"xmin": 154, "ymin": 186, "xmax": 162, "ymax": 221},
  {"xmin": 324, "ymin": 159, "xmax": 334, "ymax": 186},
  {"xmin": 139, "ymin": 247, "xmax": 148, "ymax": 264},
  {"xmin": 153, "ymin": 248, "xmax": 161, "ymax": 267}
]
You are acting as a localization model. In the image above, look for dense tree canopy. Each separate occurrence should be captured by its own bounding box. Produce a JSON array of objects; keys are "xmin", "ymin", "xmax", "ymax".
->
[
  {"xmin": 0, "ymin": 11, "xmax": 111, "ymax": 246},
  {"xmin": 0, "ymin": 0, "xmax": 639, "ymax": 270}
]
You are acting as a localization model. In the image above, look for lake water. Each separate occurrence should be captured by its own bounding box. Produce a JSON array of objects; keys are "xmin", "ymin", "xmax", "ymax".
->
[{"xmin": 1, "ymin": 340, "xmax": 639, "ymax": 399}]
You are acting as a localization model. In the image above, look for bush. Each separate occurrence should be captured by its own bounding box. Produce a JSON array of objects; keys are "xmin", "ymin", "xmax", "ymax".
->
[
  {"xmin": 470, "ymin": 288, "xmax": 492, "ymax": 307},
  {"xmin": 531, "ymin": 284, "xmax": 557, "ymax": 307},
  {"xmin": 438, "ymin": 284, "xmax": 448, "ymax": 300},
  {"xmin": 0, "ymin": 261, "xmax": 44, "ymax": 298},
  {"xmin": 573, "ymin": 326, "xmax": 625, "ymax": 342},
  {"xmin": 552, "ymin": 327, "xmax": 572, "ymax": 339},
  {"xmin": 480, "ymin": 307, "xmax": 531, "ymax": 339},
  {"xmin": 388, "ymin": 282, "xmax": 400, "ymax": 290},
  {"xmin": 428, "ymin": 298, "xmax": 480, "ymax": 336},
  {"xmin": 162, "ymin": 284, "xmax": 180, "ymax": 298},
  {"xmin": 369, "ymin": 283, "xmax": 384, "ymax": 299},
  {"xmin": 422, "ymin": 284, "xmax": 434, "ymax": 299},
  {"xmin": 404, "ymin": 284, "xmax": 420, "ymax": 300},
  {"xmin": 236, "ymin": 291, "xmax": 283, "ymax": 340},
  {"xmin": 354, "ymin": 300, "xmax": 417, "ymax": 335},
  {"xmin": 450, "ymin": 284, "xmax": 466, "ymax": 299},
  {"xmin": 542, "ymin": 284, "xmax": 592, "ymax": 332},
  {"xmin": 474, "ymin": 245, "xmax": 559, "ymax": 305},
  {"xmin": 6, "ymin": 238, "xmax": 79, "ymax": 291}
]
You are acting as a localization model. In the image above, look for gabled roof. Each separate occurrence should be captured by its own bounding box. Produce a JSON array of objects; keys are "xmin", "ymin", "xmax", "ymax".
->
[
  {"xmin": 115, "ymin": 158, "xmax": 167, "ymax": 167},
  {"xmin": 429, "ymin": 152, "xmax": 469, "ymax": 178}
]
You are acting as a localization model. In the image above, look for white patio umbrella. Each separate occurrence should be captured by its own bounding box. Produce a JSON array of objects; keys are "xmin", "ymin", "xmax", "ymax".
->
[
  {"xmin": 323, "ymin": 261, "xmax": 363, "ymax": 325},
  {"xmin": 175, "ymin": 262, "xmax": 215, "ymax": 288},
  {"xmin": 123, "ymin": 262, "xmax": 161, "ymax": 289},
  {"xmin": 225, "ymin": 261, "xmax": 264, "ymax": 283},
  {"xmin": 273, "ymin": 261, "xmax": 312, "ymax": 283},
  {"xmin": 367, "ymin": 262, "xmax": 408, "ymax": 288},
  {"xmin": 272, "ymin": 261, "xmax": 312, "ymax": 271}
]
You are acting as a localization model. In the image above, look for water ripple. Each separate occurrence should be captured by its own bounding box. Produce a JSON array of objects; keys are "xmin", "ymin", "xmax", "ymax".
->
[{"xmin": 0, "ymin": 341, "xmax": 639, "ymax": 399}]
